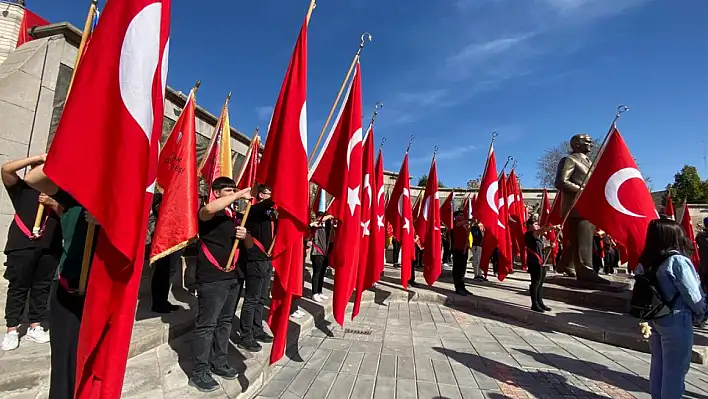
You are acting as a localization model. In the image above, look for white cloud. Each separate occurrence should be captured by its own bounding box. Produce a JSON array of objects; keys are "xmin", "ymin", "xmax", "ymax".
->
[
  {"xmin": 447, "ymin": 33, "xmax": 536, "ymax": 65},
  {"xmin": 411, "ymin": 144, "xmax": 477, "ymax": 164},
  {"xmin": 255, "ymin": 105, "xmax": 273, "ymax": 121}
]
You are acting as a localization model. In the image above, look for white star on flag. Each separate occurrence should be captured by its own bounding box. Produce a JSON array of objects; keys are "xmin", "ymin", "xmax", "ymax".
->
[
  {"xmin": 377, "ymin": 215, "xmax": 384, "ymax": 229},
  {"xmin": 347, "ymin": 185, "xmax": 361, "ymax": 215},
  {"xmin": 361, "ymin": 220, "xmax": 371, "ymax": 236},
  {"xmin": 403, "ymin": 217, "xmax": 410, "ymax": 232}
]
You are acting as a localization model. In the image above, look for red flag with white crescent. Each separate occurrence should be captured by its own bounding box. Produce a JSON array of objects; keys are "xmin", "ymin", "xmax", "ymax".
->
[
  {"xmin": 440, "ymin": 191, "xmax": 454, "ymax": 230},
  {"xmin": 385, "ymin": 154, "xmax": 414, "ymax": 288},
  {"xmin": 476, "ymin": 144, "xmax": 500, "ymax": 277},
  {"xmin": 353, "ymin": 123, "xmax": 376, "ymax": 319},
  {"xmin": 309, "ymin": 63, "xmax": 363, "ymax": 326},
  {"xmin": 42, "ymin": 0, "xmax": 171, "ymax": 397},
  {"xmin": 680, "ymin": 202, "xmax": 701, "ymax": 269},
  {"xmin": 573, "ymin": 127, "xmax": 657, "ymax": 270},
  {"xmin": 235, "ymin": 134, "xmax": 261, "ymax": 191},
  {"xmin": 373, "ymin": 149, "xmax": 387, "ymax": 279},
  {"xmin": 496, "ymin": 172, "xmax": 513, "ymax": 280},
  {"xmin": 257, "ymin": 15, "xmax": 310, "ymax": 364},
  {"xmin": 420, "ymin": 159, "xmax": 442, "ymax": 285}
]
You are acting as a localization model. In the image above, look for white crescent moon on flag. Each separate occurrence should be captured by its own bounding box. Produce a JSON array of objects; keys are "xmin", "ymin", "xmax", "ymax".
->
[
  {"xmin": 507, "ymin": 194, "xmax": 515, "ymax": 208},
  {"xmin": 604, "ymin": 167, "xmax": 646, "ymax": 218},
  {"xmin": 423, "ymin": 197, "xmax": 430, "ymax": 221},
  {"xmin": 161, "ymin": 38, "xmax": 169, "ymax": 99},
  {"xmin": 399, "ymin": 188, "xmax": 410, "ymax": 216},
  {"xmin": 364, "ymin": 174, "xmax": 372, "ymax": 207},
  {"xmin": 299, "ymin": 102, "xmax": 308, "ymax": 151},
  {"xmin": 486, "ymin": 181, "xmax": 499, "ymax": 215},
  {"xmin": 119, "ymin": 3, "xmax": 162, "ymax": 140},
  {"xmin": 347, "ymin": 128, "xmax": 363, "ymax": 169},
  {"xmin": 377, "ymin": 185, "xmax": 385, "ymax": 205}
]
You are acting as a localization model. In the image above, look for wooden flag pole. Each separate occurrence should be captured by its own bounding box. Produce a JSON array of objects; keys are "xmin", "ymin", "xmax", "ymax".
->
[
  {"xmin": 224, "ymin": 129, "xmax": 261, "ymax": 270},
  {"xmin": 33, "ymin": 0, "xmax": 99, "ymax": 237},
  {"xmin": 307, "ymin": 31, "xmax": 372, "ymax": 166}
]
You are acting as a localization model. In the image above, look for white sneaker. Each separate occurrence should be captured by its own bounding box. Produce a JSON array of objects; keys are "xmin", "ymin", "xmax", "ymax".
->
[
  {"xmin": 25, "ymin": 326, "xmax": 50, "ymax": 344},
  {"xmin": 2, "ymin": 330, "xmax": 19, "ymax": 351},
  {"xmin": 313, "ymin": 294, "xmax": 323, "ymax": 303},
  {"xmin": 291, "ymin": 309, "xmax": 306, "ymax": 319}
]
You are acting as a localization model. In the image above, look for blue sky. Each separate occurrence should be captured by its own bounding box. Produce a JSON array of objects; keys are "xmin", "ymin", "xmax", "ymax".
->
[{"xmin": 29, "ymin": 0, "xmax": 708, "ymax": 189}]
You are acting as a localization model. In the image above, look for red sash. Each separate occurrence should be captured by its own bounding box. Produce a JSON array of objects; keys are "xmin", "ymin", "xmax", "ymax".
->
[
  {"xmin": 527, "ymin": 249, "xmax": 543, "ymax": 265},
  {"xmin": 200, "ymin": 241, "xmax": 238, "ymax": 272},
  {"xmin": 14, "ymin": 213, "xmax": 48, "ymax": 240},
  {"xmin": 251, "ymin": 220, "xmax": 274, "ymax": 256}
]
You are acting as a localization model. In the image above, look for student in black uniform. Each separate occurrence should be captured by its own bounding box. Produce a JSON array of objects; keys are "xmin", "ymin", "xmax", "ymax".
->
[
  {"xmin": 525, "ymin": 219, "xmax": 559, "ymax": 313},
  {"xmin": 310, "ymin": 211, "xmax": 333, "ymax": 302},
  {"xmin": 238, "ymin": 184, "xmax": 276, "ymax": 352},
  {"xmin": 2, "ymin": 154, "xmax": 62, "ymax": 351},
  {"xmin": 24, "ymin": 160, "xmax": 100, "ymax": 399},
  {"xmin": 189, "ymin": 177, "xmax": 251, "ymax": 392}
]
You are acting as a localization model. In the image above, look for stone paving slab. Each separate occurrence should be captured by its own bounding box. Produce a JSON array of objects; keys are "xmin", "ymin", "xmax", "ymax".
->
[{"xmin": 258, "ymin": 301, "xmax": 708, "ymax": 399}]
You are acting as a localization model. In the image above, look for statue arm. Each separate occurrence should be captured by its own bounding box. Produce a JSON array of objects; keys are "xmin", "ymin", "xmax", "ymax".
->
[{"xmin": 555, "ymin": 157, "xmax": 582, "ymax": 194}]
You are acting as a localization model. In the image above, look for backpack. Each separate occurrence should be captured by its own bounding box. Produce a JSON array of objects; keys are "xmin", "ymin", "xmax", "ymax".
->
[{"xmin": 629, "ymin": 267, "xmax": 679, "ymax": 321}]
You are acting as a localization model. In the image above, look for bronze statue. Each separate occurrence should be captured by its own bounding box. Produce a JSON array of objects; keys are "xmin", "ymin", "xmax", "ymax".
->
[{"xmin": 554, "ymin": 134, "xmax": 609, "ymax": 283}]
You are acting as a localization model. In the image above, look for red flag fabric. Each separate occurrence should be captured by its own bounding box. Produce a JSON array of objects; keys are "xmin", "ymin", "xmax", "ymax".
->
[
  {"xmin": 42, "ymin": 0, "xmax": 171, "ymax": 397},
  {"xmin": 372, "ymin": 149, "xmax": 386, "ymax": 279},
  {"xmin": 507, "ymin": 171, "xmax": 524, "ymax": 259},
  {"xmin": 385, "ymin": 154, "xmax": 414, "ymax": 288},
  {"xmin": 665, "ymin": 193, "xmax": 676, "ymax": 219},
  {"xmin": 496, "ymin": 172, "xmax": 513, "ymax": 280},
  {"xmin": 573, "ymin": 127, "xmax": 657, "ymax": 270},
  {"xmin": 352, "ymin": 124, "xmax": 376, "ymax": 318},
  {"xmin": 310, "ymin": 63, "xmax": 363, "ymax": 326},
  {"xmin": 477, "ymin": 144, "xmax": 500, "ymax": 277},
  {"xmin": 420, "ymin": 159, "xmax": 442, "ymax": 285},
  {"xmin": 548, "ymin": 191, "xmax": 563, "ymax": 226},
  {"xmin": 150, "ymin": 89, "xmax": 198, "ymax": 262},
  {"xmin": 539, "ymin": 188, "xmax": 551, "ymax": 226},
  {"xmin": 235, "ymin": 134, "xmax": 260, "ymax": 191},
  {"xmin": 412, "ymin": 191, "xmax": 423, "ymax": 224},
  {"xmin": 16, "ymin": 8, "xmax": 50, "ymax": 48},
  {"xmin": 199, "ymin": 110, "xmax": 224, "ymax": 201},
  {"xmin": 440, "ymin": 191, "xmax": 454, "ymax": 229},
  {"xmin": 680, "ymin": 202, "xmax": 701, "ymax": 268},
  {"xmin": 257, "ymin": 16, "xmax": 310, "ymax": 365}
]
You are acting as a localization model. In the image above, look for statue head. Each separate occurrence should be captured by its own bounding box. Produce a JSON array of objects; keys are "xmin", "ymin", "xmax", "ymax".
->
[{"xmin": 570, "ymin": 134, "xmax": 593, "ymax": 155}]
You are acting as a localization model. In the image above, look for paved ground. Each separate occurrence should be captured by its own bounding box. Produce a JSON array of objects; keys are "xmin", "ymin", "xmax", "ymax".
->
[{"xmin": 256, "ymin": 300, "xmax": 708, "ymax": 399}]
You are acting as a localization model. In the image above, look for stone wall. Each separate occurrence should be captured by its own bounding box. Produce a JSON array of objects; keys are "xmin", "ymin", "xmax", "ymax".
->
[{"xmin": 0, "ymin": 1, "xmax": 23, "ymax": 66}]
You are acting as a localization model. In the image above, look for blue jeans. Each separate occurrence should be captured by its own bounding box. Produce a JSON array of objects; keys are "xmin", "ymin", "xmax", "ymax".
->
[{"xmin": 650, "ymin": 310, "xmax": 693, "ymax": 399}]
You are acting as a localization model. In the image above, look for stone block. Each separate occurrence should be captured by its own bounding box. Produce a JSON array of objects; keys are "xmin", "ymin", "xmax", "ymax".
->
[
  {"xmin": 373, "ymin": 376, "xmax": 395, "ymax": 399},
  {"xmin": 416, "ymin": 381, "xmax": 440, "ymax": 398},
  {"xmin": 396, "ymin": 379, "xmax": 417, "ymax": 399},
  {"xmin": 304, "ymin": 370, "xmax": 336, "ymax": 399},
  {"xmin": 326, "ymin": 373, "xmax": 356, "ymax": 398},
  {"xmin": 0, "ymin": 70, "xmax": 41, "ymax": 111},
  {"xmin": 350, "ymin": 375, "xmax": 375, "ymax": 398},
  {"xmin": 0, "ymin": 101, "xmax": 34, "ymax": 145},
  {"xmin": 286, "ymin": 369, "xmax": 318, "ymax": 397},
  {"xmin": 28, "ymin": 86, "xmax": 56, "ymax": 155}
]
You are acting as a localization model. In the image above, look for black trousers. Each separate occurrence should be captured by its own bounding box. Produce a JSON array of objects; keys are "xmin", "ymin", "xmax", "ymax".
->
[
  {"xmin": 239, "ymin": 259, "xmax": 272, "ymax": 339},
  {"xmin": 452, "ymin": 250, "xmax": 468, "ymax": 291},
  {"xmin": 3, "ymin": 248, "xmax": 58, "ymax": 326},
  {"xmin": 392, "ymin": 239, "xmax": 401, "ymax": 264},
  {"xmin": 529, "ymin": 262, "xmax": 547, "ymax": 308},
  {"xmin": 49, "ymin": 284, "xmax": 84, "ymax": 399},
  {"xmin": 151, "ymin": 249, "xmax": 183, "ymax": 307},
  {"xmin": 442, "ymin": 238, "xmax": 451, "ymax": 264},
  {"xmin": 311, "ymin": 255, "xmax": 326, "ymax": 295},
  {"xmin": 191, "ymin": 279, "xmax": 242, "ymax": 376}
]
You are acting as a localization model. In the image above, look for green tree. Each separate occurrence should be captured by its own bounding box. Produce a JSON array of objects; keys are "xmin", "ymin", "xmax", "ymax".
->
[
  {"xmin": 668, "ymin": 165, "xmax": 708, "ymax": 203},
  {"xmin": 417, "ymin": 174, "xmax": 446, "ymax": 188}
]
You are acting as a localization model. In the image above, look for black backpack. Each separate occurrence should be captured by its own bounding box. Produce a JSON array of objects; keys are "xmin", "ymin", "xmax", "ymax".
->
[{"xmin": 629, "ymin": 266, "xmax": 679, "ymax": 321}]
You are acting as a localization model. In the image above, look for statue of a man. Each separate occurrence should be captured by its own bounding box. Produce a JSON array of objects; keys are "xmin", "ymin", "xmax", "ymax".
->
[{"xmin": 554, "ymin": 134, "xmax": 608, "ymax": 283}]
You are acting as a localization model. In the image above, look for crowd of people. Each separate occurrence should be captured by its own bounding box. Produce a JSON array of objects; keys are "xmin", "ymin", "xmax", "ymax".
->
[{"xmin": 3, "ymin": 154, "xmax": 708, "ymax": 397}]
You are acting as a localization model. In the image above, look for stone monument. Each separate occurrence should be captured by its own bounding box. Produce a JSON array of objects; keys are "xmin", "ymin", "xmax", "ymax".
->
[{"xmin": 554, "ymin": 133, "xmax": 609, "ymax": 284}]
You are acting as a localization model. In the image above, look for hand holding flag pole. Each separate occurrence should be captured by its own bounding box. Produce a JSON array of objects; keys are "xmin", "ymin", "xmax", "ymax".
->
[
  {"xmin": 540, "ymin": 104, "xmax": 629, "ymax": 266},
  {"xmin": 34, "ymin": 0, "xmax": 99, "ymax": 237}
]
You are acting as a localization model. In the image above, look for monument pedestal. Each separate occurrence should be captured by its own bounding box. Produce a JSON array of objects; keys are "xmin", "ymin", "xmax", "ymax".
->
[{"xmin": 541, "ymin": 274, "xmax": 632, "ymax": 313}]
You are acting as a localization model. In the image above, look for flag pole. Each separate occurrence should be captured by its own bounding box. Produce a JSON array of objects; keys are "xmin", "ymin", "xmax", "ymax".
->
[
  {"xmin": 541, "ymin": 104, "xmax": 629, "ymax": 266},
  {"xmin": 225, "ymin": 129, "xmax": 262, "ymax": 270},
  {"xmin": 307, "ymin": 32, "xmax": 372, "ymax": 166},
  {"xmin": 33, "ymin": 0, "xmax": 99, "ymax": 236},
  {"xmin": 365, "ymin": 102, "xmax": 384, "ymax": 138}
]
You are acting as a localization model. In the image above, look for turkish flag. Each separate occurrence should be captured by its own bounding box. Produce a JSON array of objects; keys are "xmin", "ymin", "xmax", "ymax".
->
[
  {"xmin": 574, "ymin": 127, "xmax": 657, "ymax": 270},
  {"xmin": 257, "ymin": 15, "xmax": 310, "ymax": 364},
  {"xmin": 548, "ymin": 191, "xmax": 563, "ymax": 226},
  {"xmin": 665, "ymin": 193, "xmax": 676, "ymax": 219},
  {"xmin": 419, "ymin": 159, "xmax": 442, "ymax": 286},
  {"xmin": 471, "ymin": 194, "xmax": 478, "ymax": 220},
  {"xmin": 372, "ymin": 149, "xmax": 387, "ymax": 280},
  {"xmin": 310, "ymin": 63, "xmax": 363, "ymax": 326},
  {"xmin": 477, "ymin": 145, "xmax": 500, "ymax": 277},
  {"xmin": 385, "ymin": 154, "xmax": 414, "ymax": 288},
  {"xmin": 199, "ymin": 105, "xmax": 226, "ymax": 201},
  {"xmin": 235, "ymin": 134, "xmax": 261, "ymax": 191},
  {"xmin": 506, "ymin": 170, "xmax": 525, "ymax": 263},
  {"xmin": 150, "ymin": 89, "xmax": 198, "ymax": 263},
  {"xmin": 540, "ymin": 188, "xmax": 551, "ymax": 226},
  {"xmin": 440, "ymin": 191, "xmax": 454, "ymax": 229},
  {"xmin": 42, "ymin": 0, "xmax": 171, "ymax": 397},
  {"xmin": 16, "ymin": 8, "xmax": 50, "ymax": 48},
  {"xmin": 352, "ymin": 124, "xmax": 377, "ymax": 319},
  {"xmin": 496, "ymin": 172, "xmax": 513, "ymax": 280},
  {"xmin": 412, "ymin": 191, "xmax": 423, "ymax": 224},
  {"xmin": 680, "ymin": 202, "xmax": 701, "ymax": 269}
]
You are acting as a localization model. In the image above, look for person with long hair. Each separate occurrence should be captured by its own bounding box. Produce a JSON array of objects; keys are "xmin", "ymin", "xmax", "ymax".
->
[{"xmin": 637, "ymin": 218, "xmax": 706, "ymax": 399}]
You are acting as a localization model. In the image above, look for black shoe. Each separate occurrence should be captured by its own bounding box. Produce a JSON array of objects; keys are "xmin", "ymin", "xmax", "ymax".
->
[
  {"xmin": 152, "ymin": 303, "xmax": 180, "ymax": 314},
  {"xmin": 238, "ymin": 338, "xmax": 262, "ymax": 352},
  {"xmin": 188, "ymin": 373, "xmax": 219, "ymax": 392},
  {"xmin": 254, "ymin": 331, "xmax": 274, "ymax": 343},
  {"xmin": 531, "ymin": 306, "xmax": 545, "ymax": 313},
  {"xmin": 409, "ymin": 281, "xmax": 420, "ymax": 288},
  {"xmin": 210, "ymin": 363, "xmax": 238, "ymax": 380},
  {"xmin": 540, "ymin": 304, "xmax": 552, "ymax": 311},
  {"xmin": 463, "ymin": 288, "xmax": 473, "ymax": 296},
  {"xmin": 455, "ymin": 289, "xmax": 468, "ymax": 296}
]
